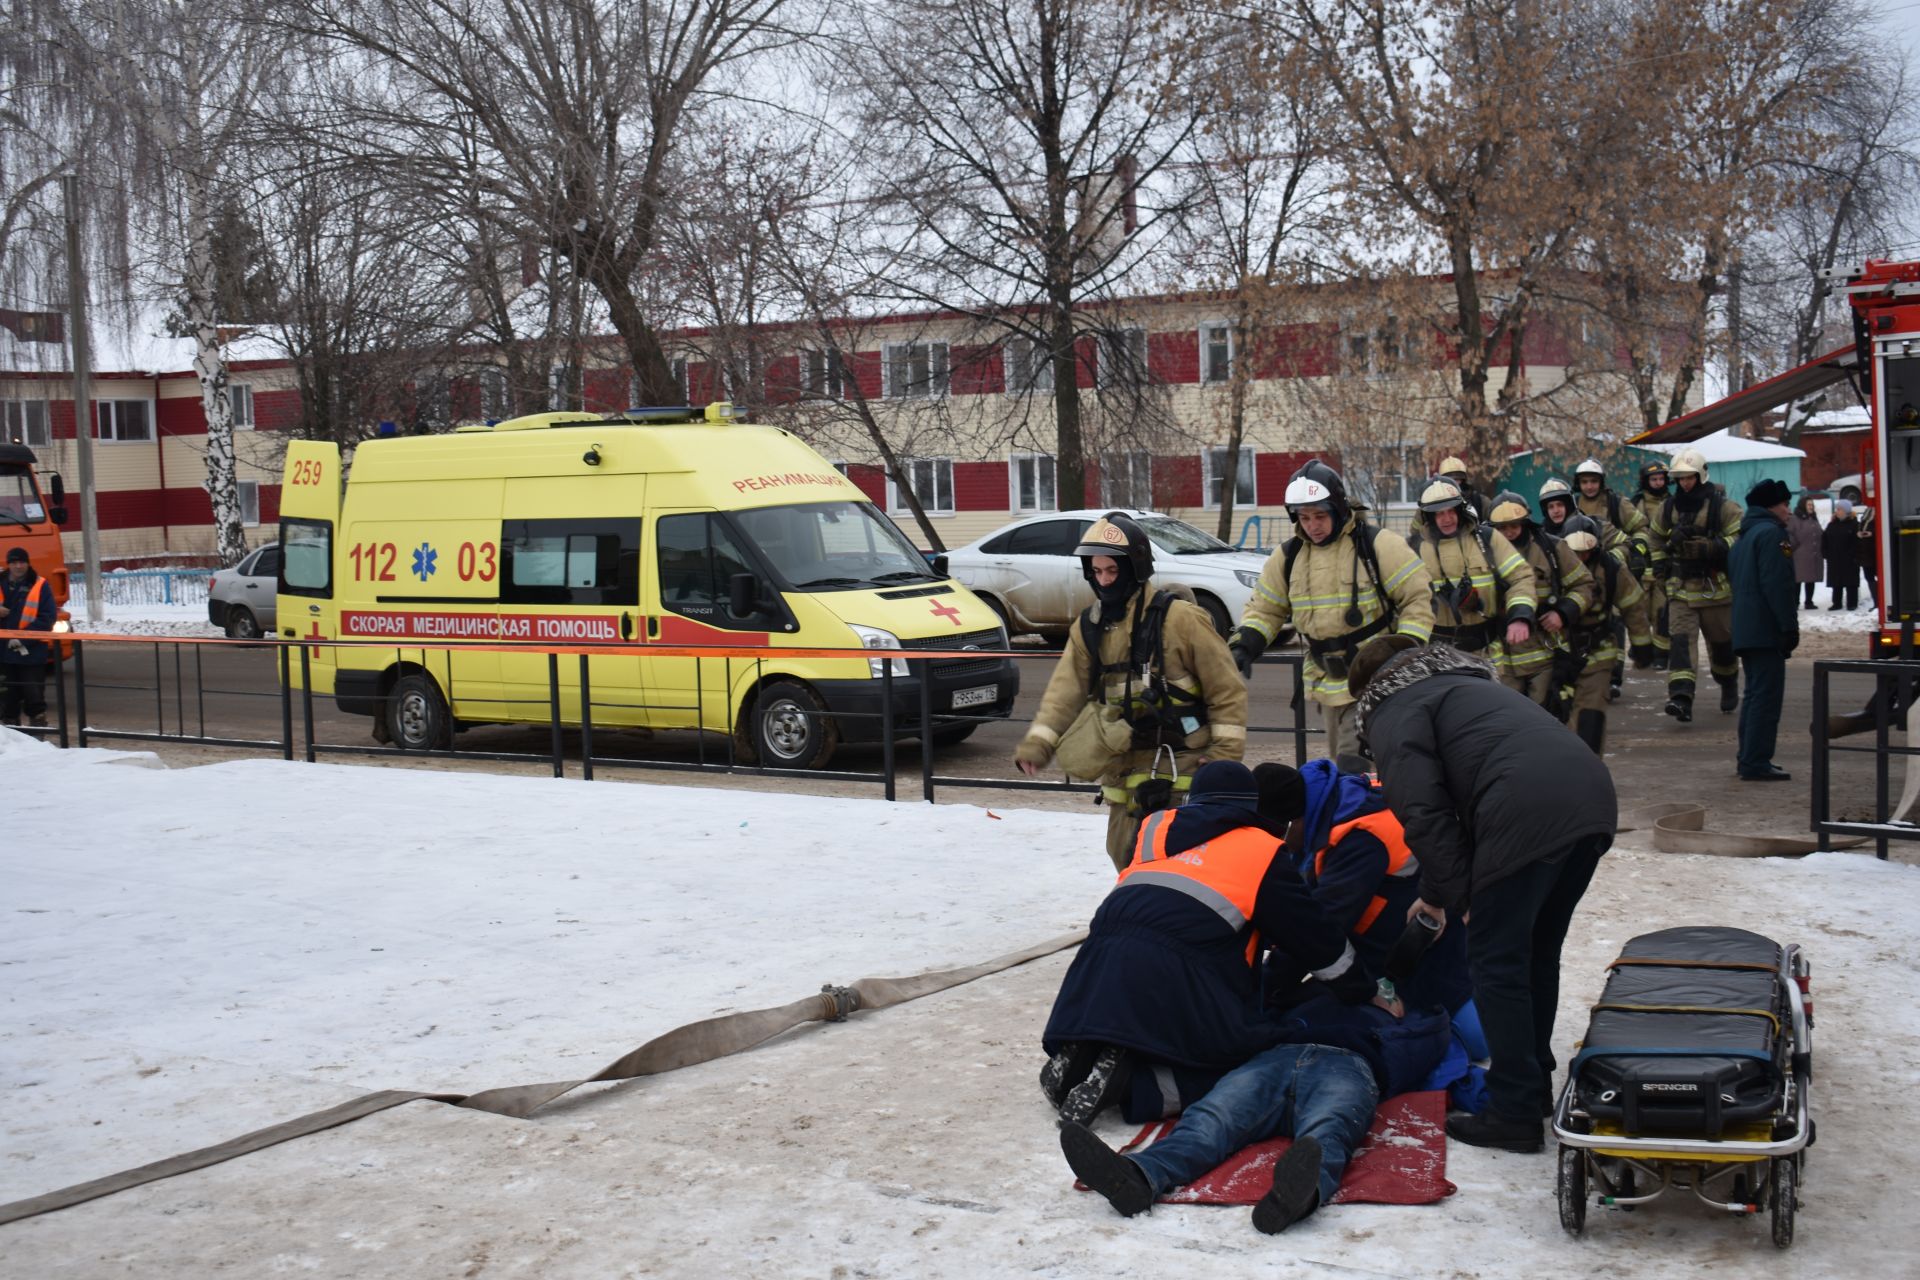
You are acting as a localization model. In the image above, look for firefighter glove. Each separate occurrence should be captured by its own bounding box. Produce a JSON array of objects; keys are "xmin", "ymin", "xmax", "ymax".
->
[
  {"xmin": 1227, "ymin": 625, "xmax": 1268, "ymax": 679},
  {"xmin": 1012, "ymin": 736, "xmax": 1053, "ymax": 772}
]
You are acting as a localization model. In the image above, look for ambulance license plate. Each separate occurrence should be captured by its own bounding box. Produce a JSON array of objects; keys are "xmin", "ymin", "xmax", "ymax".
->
[{"xmin": 952, "ymin": 685, "xmax": 998, "ymax": 709}]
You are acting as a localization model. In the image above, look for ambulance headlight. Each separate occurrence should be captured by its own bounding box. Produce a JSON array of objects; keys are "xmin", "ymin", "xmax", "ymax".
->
[{"xmin": 848, "ymin": 624, "xmax": 909, "ymax": 677}]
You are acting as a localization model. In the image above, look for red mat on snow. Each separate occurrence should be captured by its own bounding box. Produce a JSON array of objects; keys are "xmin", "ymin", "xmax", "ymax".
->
[{"xmin": 1085, "ymin": 1089, "xmax": 1456, "ymax": 1206}]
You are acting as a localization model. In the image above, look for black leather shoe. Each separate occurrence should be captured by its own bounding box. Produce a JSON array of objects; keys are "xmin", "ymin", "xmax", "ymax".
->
[
  {"xmin": 1060, "ymin": 1121, "xmax": 1154, "ymax": 1217},
  {"xmin": 1446, "ymin": 1109, "xmax": 1544, "ymax": 1153},
  {"xmin": 1739, "ymin": 765, "xmax": 1792, "ymax": 782},
  {"xmin": 1251, "ymin": 1136, "xmax": 1323, "ymax": 1235}
]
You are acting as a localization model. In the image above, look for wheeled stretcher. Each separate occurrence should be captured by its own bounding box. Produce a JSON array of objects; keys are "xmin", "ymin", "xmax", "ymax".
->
[{"xmin": 1551, "ymin": 926, "xmax": 1814, "ymax": 1247}]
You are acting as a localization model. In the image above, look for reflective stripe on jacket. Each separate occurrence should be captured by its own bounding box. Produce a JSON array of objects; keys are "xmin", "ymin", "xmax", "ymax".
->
[
  {"xmin": 1318, "ymin": 810, "xmax": 1418, "ymax": 934},
  {"xmin": 1120, "ymin": 824, "xmax": 1281, "ymax": 965}
]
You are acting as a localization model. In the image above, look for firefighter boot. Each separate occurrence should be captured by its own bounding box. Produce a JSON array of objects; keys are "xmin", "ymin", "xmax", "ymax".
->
[
  {"xmin": 1664, "ymin": 691, "xmax": 1693, "ymax": 723},
  {"xmin": 1575, "ymin": 709, "xmax": 1607, "ymax": 755},
  {"xmin": 1717, "ymin": 674, "xmax": 1739, "ymax": 714}
]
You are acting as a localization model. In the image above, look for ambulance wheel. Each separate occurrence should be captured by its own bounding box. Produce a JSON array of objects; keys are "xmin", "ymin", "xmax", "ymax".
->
[
  {"xmin": 386, "ymin": 673, "xmax": 451, "ymax": 752},
  {"xmin": 1770, "ymin": 1157, "xmax": 1796, "ymax": 1248},
  {"xmin": 223, "ymin": 608, "xmax": 261, "ymax": 640},
  {"xmin": 1557, "ymin": 1146, "xmax": 1587, "ymax": 1235},
  {"xmin": 753, "ymin": 681, "xmax": 838, "ymax": 769}
]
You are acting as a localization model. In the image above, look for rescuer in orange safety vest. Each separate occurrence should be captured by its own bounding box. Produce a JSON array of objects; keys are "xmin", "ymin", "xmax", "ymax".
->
[{"xmin": 2, "ymin": 545, "xmax": 56, "ymax": 727}]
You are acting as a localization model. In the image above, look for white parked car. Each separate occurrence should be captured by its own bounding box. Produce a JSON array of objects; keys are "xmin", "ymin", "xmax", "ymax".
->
[
  {"xmin": 1826, "ymin": 472, "xmax": 1871, "ymax": 504},
  {"xmin": 945, "ymin": 510, "xmax": 1268, "ymax": 639}
]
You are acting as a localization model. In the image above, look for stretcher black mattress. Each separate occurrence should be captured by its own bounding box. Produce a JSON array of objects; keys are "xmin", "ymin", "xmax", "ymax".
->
[{"xmin": 1572, "ymin": 927, "xmax": 1788, "ymax": 1137}]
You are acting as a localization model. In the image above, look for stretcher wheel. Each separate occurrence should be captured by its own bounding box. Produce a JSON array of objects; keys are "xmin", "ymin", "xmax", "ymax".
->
[
  {"xmin": 1770, "ymin": 1157, "xmax": 1797, "ymax": 1249},
  {"xmin": 1557, "ymin": 1146, "xmax": 1587, "ymax": 1236}
]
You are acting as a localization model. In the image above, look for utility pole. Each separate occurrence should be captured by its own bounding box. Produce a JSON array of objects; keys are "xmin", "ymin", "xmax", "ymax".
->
[{"xmin": 62, "ymin": 173, "xmax": 103, "ymax": 624}]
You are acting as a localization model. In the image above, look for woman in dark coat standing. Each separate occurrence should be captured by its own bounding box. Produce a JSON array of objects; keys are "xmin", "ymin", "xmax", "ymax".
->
[
  {"xmin": 1788, "ymin": 497, "xmax": 1823, "ymax": 609},
  {"xmin": 1823, "ymin": 500, "xmax": 1862, "ymax": 610}
]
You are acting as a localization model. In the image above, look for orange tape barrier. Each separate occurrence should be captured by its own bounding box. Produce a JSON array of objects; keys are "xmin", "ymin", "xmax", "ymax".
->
[{"xmin": 0, "ymin": 627, "xmax": 1020, "ymax": 664}]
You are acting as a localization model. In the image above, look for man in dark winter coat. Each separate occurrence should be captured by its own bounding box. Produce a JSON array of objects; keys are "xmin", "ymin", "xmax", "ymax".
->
[
  {"xmin": 1349, "ymin": 635, "xmax": 1616, "ymax": 1153},
  {"xmin": 1822, "ymin": 500, "xmax": 1864, "ymax": 610},
  {"xmin": 1728, "ymin": 479, "xmax": 1799, "ymax": 781},
  {"xmin": 1, "ymin": 545, "xmax": 56, "ymax": 727}
]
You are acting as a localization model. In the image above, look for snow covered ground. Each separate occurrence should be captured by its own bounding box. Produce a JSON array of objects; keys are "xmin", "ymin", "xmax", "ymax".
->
[
  {"xmin": 3, "ymin": 730, "xmax": 1918, "ymax": 1277},
  {"xmin": 55, "ymin": 602, "xmax": 220, "ymax": 638}
]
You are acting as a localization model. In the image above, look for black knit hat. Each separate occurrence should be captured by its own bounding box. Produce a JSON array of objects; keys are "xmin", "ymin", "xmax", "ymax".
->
[
  {"xmin": 1188, "ymin": 760, "xmax": 1261, "ymax": 813},
  {"xmin": 1254, "ymin": 762, "xmax": 1308, "ymax": 825},
  {"xmin": 5, "ymin": 546, "xmax": 28, "ymax": 565},
  {"xmin": 1747, "ymin": 478, "xmax": 1791, "ymax": 509}
]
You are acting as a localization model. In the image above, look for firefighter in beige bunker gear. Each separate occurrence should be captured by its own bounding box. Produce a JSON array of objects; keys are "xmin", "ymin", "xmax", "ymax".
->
[
  {"xmin": 1630, "ymin": 461, "xmax": 1673, "ymax": 667},
  {"xmin": 1573, "ymin": 458, "xmax": 1649, "ymax": 701},
  {"xmin": 1014, "ymin": 513, "xmax": 1249, "ymax": 871},
  {"xmin": 1406, "ymin": 478, "xmax": 1537, "ymax": 663},
  {"xmin": 1648, "ymin": 449, "xmax": 1741, "ymax": 723},
  {"xmin": 1487, "ymin": 491, "xmax": 1595, "ymax": 708},
  {"xmin": 1557, "ymin": 514, "xmax": 1653, "ymax": 755},
  {"xmin": 1436, "ymin": 455, "xmax": 1491, "ymax": 524},
  {"xmin": 1226, "ymin": 461, "xmax": 1433, "ymax": 760}
]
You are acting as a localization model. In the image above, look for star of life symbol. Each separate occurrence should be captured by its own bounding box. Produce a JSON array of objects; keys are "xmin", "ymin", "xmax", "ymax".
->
[{"xmin": 412, "ymin": 542, "xmax": 438, "ymax": 581}]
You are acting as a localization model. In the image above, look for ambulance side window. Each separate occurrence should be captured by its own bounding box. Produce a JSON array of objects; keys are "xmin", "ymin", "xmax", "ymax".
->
[
  {"xmin": 280, "ymin": 518, "xmax": 332, "ymax": 598},
  {"xmin": 500, "ymin": 519, "xmax": 640, "ymax": 606},
  {"xmin": 657, "ymin": 513, "xmax": 777, "ymax": 630}
]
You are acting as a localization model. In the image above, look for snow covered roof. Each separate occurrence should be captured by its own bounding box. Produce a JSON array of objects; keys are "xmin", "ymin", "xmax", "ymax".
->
[
  {"xmin": 1802, "ymin": 406, "xmax": 1870, "ymax": 431},
  {"xmin": 1645, "ymin": 427, "xmax": 1805, "ymax": 461}
]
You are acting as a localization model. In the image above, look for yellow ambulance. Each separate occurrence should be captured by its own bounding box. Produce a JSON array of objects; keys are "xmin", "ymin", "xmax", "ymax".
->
[{"xmin": 275, "ymin": 404, "xmax": 1017, "ymax": 767}]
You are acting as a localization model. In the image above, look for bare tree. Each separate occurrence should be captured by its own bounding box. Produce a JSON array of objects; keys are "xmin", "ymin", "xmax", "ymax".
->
[
  {"xmin": 34, "ymin": 0, "xmax": 295, "ymax": 565},
  {"xmin": 847, "ymin": 0, "xmax": 1203, "ymax": 509},
  {"xmin": 1166, "ymin": 34, "xmax": 1341, "ymax": 536},
  {"xmin": 285, "ymin": 0, "xmax": 797, "ymax": 408}
]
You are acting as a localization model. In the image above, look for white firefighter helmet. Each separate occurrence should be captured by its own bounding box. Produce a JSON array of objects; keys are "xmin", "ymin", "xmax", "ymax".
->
[
  {"xmin": 1488, "ymin": 491, "xmax": 1533, "ymax": 525},
  {"xmin": 1438, "ymin": 455, "xmax": 1468, "ymax": 478},
  {"xmin": 1418, "ymin": 477, "xmax": 1467, "ymax": 514},
  {"xmin": 1668, "ymin": 448, "xmax": 1708, "ymax": 478},
  {"xmin": 1574, "ymin": 457, "xmax": 1605, "ymax": 480},
  {"xmin": 1560, "ymin": 513, "xmax": 1601, "ymax": 553}
]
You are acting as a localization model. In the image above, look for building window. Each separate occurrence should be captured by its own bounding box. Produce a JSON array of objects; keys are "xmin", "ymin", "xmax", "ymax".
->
[
  {"xmin": 1204, "ymin": 446, "xmax": 1255, "ymax": 508},
  {"xmin": 1005, "ymin": 337, "xmax": 1054, "ymax": 395},
  {"xmin": 96, "ymin": 399, "xmax": 153, "ymax": 442},
  {"xmin": 481, "ymin": 368, "xmax": 509, "ymax": 420},
  {"xmin": 883, "ymin": 342, "xmax": 950, "ymax": 400},
  {"xmin": 1346, "ymin": 319, "xmax": 1401, "ymax": 375},
  {"xmin": 1100, "ymin": 451, "xmax": 1153, "ymax": 508},
  {"xmin": 2, "ymin": 398, "xmax": 50, "ymax": 449},
  {"xmin": 889, "ymin": 457, "xmax": 954, "ymax": 514},
  {"xmin": 1201, "ymin": 324, "xmax": 1233, "ymax": 384},
  {"xmin": 1012, "ymin": 453, "xmax": 1056, "ymax": 512},
  {"xmin": 238, "ymin": 479, "xmax": 260, "ymax": 526},
  {"xmin": 1099, "ymin": 328, "xmax": 1149, "ymax": 388},
  {"xmin": 229, "ymin": 383, "xmax": 255, "ymax": 430},
  {"xmin": 803, "ymin": 349, "xmax": 847, "ymax": 399},
  {"xmin": 1361, "ymin": 444, "xmax": 1425, "ymax": 506}
]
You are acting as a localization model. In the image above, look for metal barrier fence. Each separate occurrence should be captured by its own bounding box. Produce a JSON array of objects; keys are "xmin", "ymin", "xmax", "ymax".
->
[
  {"xmin": 1811, "ymin": 656, "xmax": 1920, "ymax": 860},
  {"xmin": 3, "ymin": 632, "xmax": 1317, "ymax": 804},
  {"xmin": 66, "ymin": 567, "xmax": 215, "ymax": 609}
]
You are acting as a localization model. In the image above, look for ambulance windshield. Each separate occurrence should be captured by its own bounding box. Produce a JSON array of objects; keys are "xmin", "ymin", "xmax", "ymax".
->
[{"xmin": 734, "ymin": 501, "xmax": 938, "ymax": 591}]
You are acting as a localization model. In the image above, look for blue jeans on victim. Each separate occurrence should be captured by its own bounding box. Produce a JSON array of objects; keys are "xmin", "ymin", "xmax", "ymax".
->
[{"xmin": 1126, "ymin": 1043, "xmax": 1379, "ymax": 1205}]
